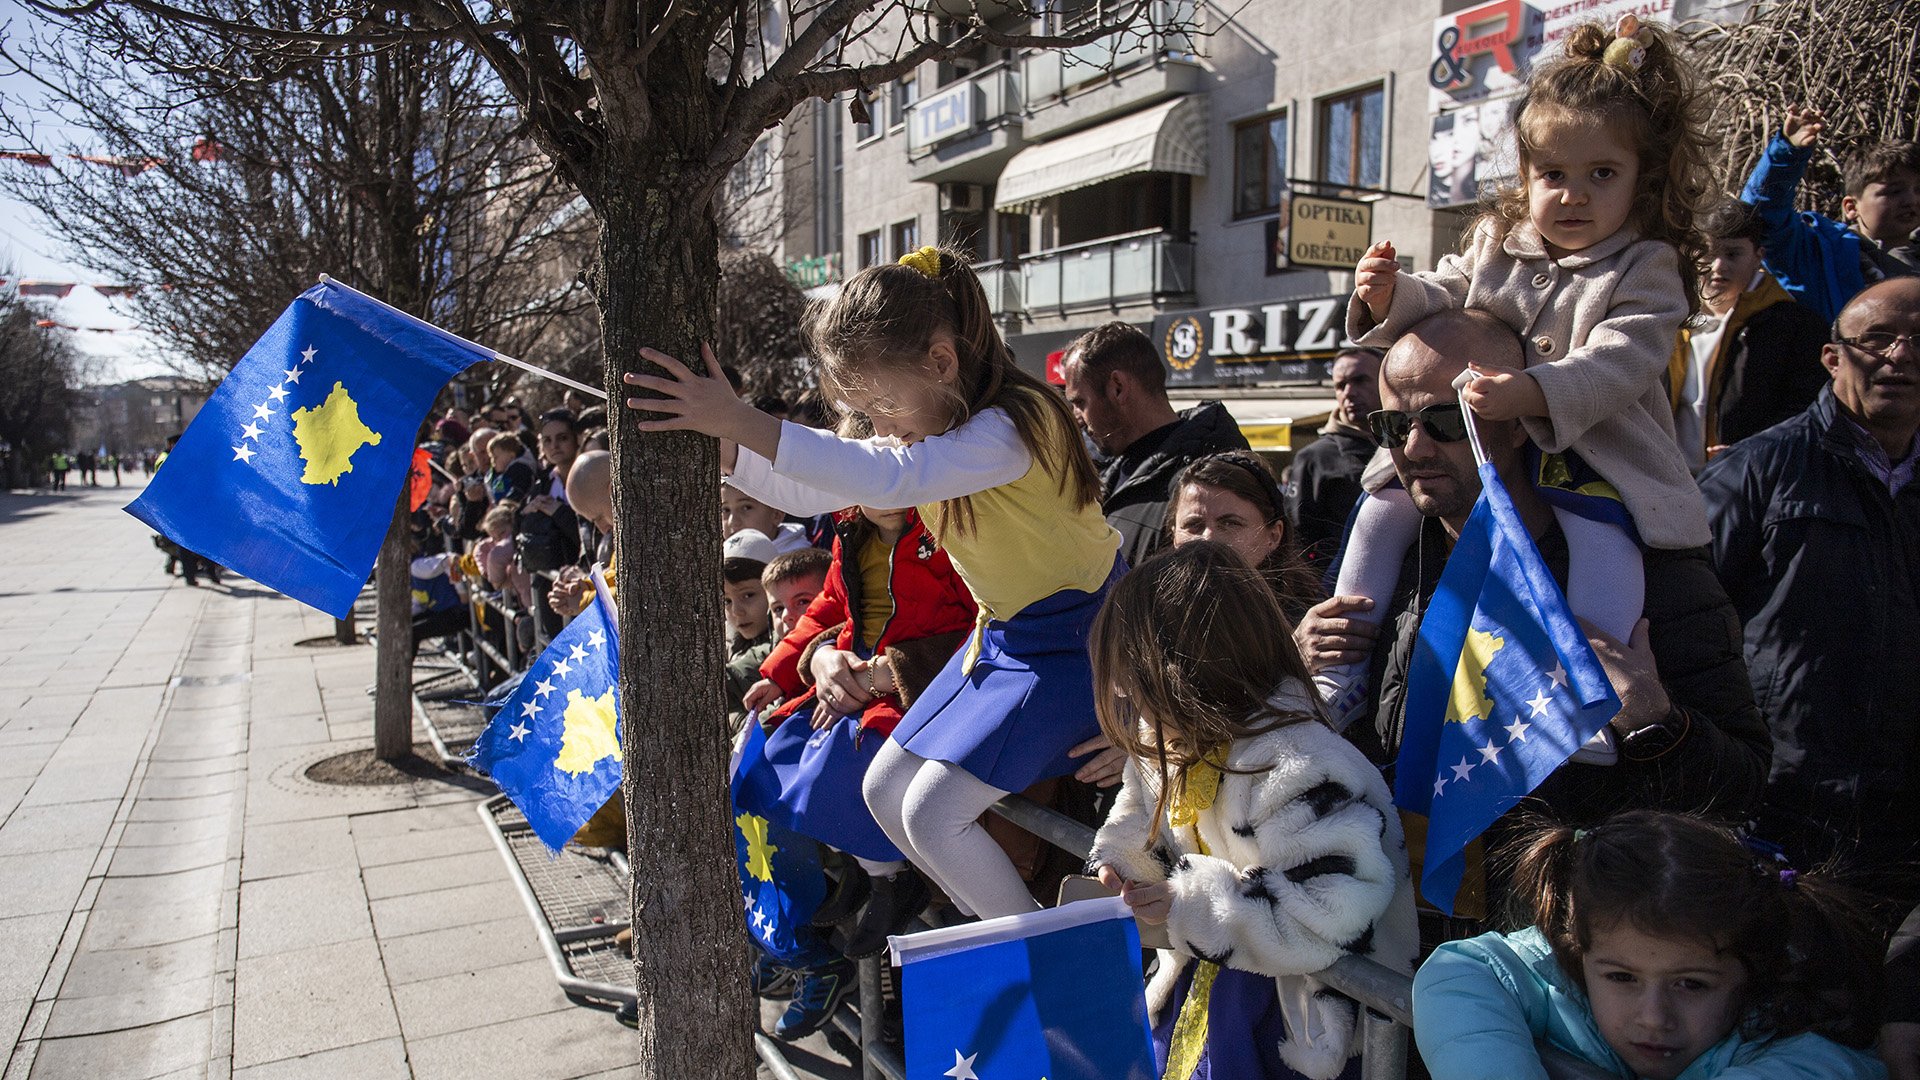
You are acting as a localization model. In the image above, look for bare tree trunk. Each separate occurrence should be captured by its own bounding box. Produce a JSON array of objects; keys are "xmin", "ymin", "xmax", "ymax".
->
[
  {"xmin": 604, "ymin": 181, "xmax": 755, "ymax": 1075},
  {"xmin": 333, "ymin": 616, "xmax": 357, "ymax": 645},
  {"xmin": 373, "ymin": 495, "xmax": 414, "ymax": 760}
]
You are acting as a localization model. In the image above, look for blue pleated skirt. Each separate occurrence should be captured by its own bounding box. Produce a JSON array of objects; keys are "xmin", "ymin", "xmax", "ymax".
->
[{"xmin": 887, "ymin": 556, "xmax": 1125, "ymax": 792}]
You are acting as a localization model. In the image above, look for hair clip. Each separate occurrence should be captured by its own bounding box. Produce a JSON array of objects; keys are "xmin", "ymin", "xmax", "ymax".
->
[
  {"xmin": 1778, "ymin": 868, "xmax": 1798, "ymax": 889},
  {"xmin": 1602, "ymin": 14, "xmax": 1649, "ymax": 72},
  {"xmin": 1572, "ymin": 828, "xmax": 1589, "ymax": 843},
  {"xmin": 898, "ymin": 246, "xmax": 943, "ymax": 280}
]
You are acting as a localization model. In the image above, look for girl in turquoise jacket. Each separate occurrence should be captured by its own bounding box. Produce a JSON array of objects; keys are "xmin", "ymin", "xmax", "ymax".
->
[{"xmin": 1414, "ymin": 811, "xmax": 1887, "ymax": 1080}]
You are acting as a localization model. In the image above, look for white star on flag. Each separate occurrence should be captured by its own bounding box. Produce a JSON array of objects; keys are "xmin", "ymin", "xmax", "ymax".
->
[
  {"xmin": 301, "ymin": 345, "xmax": 317, "ymax": 364},
  {"xmin": 232, "ymin": 445, "xmax": 256, "ymax": 464},
  {"xmin": 587, "ymin": 629, "xmax": 606, "ymax": 649},
  {"xmin": 520, "ymin": 700, "xmax": 539, "ymax": 720},
  {"xmin": 1450, "ymin": 755, "xmax": 1476, "ymax": 783},
  {"xmin": 1547, "ymin": 663, "xmax": 1568, "ymax": 689},
  {"xmin": 1526, "ymin": 689, "xmax": 1553, "ymax": 717},
  {"xmin": 534, "ymin": 677, "xmax": 556, "ymax": 700},
  {"xmin": 1434, "ymin": 776, "xmax": 1448, "ymax": 798},
  {"xmin": 551, "ymin": 658, "xmax": 573, "ymax": 678},
  {"xmin": 568, "ymin": 643, "xmax": 588, "ymax": 663},
  {"xmin": 266, "ymin": 385, "xmax": 289, "ymax": 403},
  {"xmin": 944, "ymin": 1050, "xmax": 980, "ymax": 1080},
  {"xmin": 508, "ymin": 721, "xmax": 530, "ymax": 741},
  {"xmin": 283, "ymin": 366, "xmax": 302, "ymax": 384},
  {"xmin": 1505, "ymin": 717, "xmax": 1531, "ymax": 743},
  {"xmin": 240, "ymin": 421, "xmax": 263, "ymax": 441},
  {"xmin": 1477, "ymin": 742, "xmax": 1502, "ymax": 765},
  {"xmin": 251, "ymin": 402, "xmax": 275, "ymax": 421}
]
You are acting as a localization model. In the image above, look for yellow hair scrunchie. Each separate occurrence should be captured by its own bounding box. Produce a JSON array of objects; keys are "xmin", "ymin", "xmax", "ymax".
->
[{"xmin": 898, "ymin": 245, "xmax": 943, "ymax": 280}]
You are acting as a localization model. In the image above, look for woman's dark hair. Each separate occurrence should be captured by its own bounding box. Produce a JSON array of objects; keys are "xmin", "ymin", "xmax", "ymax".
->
[
  {"xmin": 1482, "ymin": 19, "xmax": 1714, "ymax": 314},
  {"xmin": 803, "ymin": 246, "xmax": 1099, "ymax": 535},
  {"xmin": 1089, "ymin": 541, "xmax": 1324, "ymax": 843},
  {"xmin": 1507, "ymin": 810, "xmax": 1883, "ymax": 1048},
  {"xmin": 1162, "ymin": 451, "xmax": 1321, "ymax": 618}
]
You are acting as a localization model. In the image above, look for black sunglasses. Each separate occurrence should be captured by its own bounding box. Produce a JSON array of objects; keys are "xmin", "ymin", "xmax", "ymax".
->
[{"xmin": 1368, "ymin": 402, "xmax": 1470, "ymax": 448}]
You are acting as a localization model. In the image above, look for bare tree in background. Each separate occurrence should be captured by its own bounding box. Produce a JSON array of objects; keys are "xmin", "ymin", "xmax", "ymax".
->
[
  {"xmin": 10, "ymin": 1, "xmax": 1185, "ymax": 1071},
  {"xmin": 0, "ymin": 278, "xmax": 90, "ymax": 488},
  {"xmin": 716, "ymin": 248, "xmax": 811, "ymax": 405},
  {"xmin": 1689, "ymin": 0, "xmax": 1920, "ymax": 207}
]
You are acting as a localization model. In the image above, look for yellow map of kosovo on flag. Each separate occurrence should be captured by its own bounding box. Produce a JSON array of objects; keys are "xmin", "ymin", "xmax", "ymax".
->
[
  {"xmin": 555, "ymin": 689, "xmax": 620, "ymax": 776},
  {"xmin": 290, "ymin": 382, "xmax": 382, "ymax": 485},
  {"xmin": 1444, "ymin": 627, "xmax": 1505, "ymax": 724}
]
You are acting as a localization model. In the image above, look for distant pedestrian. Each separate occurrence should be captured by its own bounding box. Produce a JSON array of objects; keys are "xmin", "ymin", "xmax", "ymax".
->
[{"xmin": 49, "ymin": 451, "xmax": 69, "ymax": 491}]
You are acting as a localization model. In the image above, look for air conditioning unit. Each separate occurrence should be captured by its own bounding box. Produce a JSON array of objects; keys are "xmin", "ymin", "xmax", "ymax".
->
[{"xmin": 941, "ymin": 183, "xmax": 985, "ymax": 213}]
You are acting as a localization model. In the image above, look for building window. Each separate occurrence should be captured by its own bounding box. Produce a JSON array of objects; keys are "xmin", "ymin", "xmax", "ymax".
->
[
  {"xmin": 858, "ymin": 229, "xmax": 884, "ymax": 269},
  {"xmin": 854, "ymin": 88, "xmax": 883, "ymax": 143},
  {"xmin": 1232, "ymin": 110, "xmax": 1289, "ymax": 218},
  {"xmin": 892, "ymin": 75, "xmax": 919, "ymax": 130},
  {"xmin": 1317, "ymin": 84, "xmax": 1385, "ymax": 191},
  {"xmin": 814, "ymin": 98, "xmax": 843, "ymax": 257},
  {"xmin": 891, "ymin": 218, "xmax": 920, "ymax": 259}
]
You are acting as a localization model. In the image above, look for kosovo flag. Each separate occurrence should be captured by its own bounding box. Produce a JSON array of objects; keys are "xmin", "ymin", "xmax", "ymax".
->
[
  {"xmin": 731, "ymin": 718, "xmax": 831, "ymax": 967},
  {"xmin": 468, "ymin": 593, "xmax": 623, "ymax": 851},
  {"xmin": 126, "ymin": 281, "xmax": 493, "ymax": 617},
  {"xmin": 1392, "ymin": 462, "xmax": 1621, "ymax": 914},
  {"xmin": 890, "ymin": 896, "xmax": 1156, "ymax": 1080}
]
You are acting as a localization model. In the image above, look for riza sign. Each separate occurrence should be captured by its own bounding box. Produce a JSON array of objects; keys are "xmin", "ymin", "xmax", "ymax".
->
[{"xmin": 1152, "ymin": 296, "xmax": 1348, "ymax": 387}]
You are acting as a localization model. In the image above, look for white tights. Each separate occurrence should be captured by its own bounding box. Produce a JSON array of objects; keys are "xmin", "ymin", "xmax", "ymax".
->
[{"xmin": 862, "ymin": 741, "xmax": 1038, "ymax": 920}]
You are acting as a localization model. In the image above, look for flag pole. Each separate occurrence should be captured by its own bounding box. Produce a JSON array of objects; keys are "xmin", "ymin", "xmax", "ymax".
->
[
  {"xmin": 1451, "ymin": 368, "xmax": 1490, "ymax": 468},
  {"xmin": 315, "ymin": 274, "xmax": 608, "ymax": 401}
]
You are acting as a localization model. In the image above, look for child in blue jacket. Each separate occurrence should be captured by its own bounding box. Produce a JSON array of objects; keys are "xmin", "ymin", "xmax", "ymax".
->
[{"xmin": 1414, "ymin": 811, "xmax": 1887, "ymax": 1080}]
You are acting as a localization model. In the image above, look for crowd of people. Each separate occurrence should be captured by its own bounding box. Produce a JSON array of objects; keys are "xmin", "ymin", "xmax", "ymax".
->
[{"xmin": 402, "ymin": 14, "xmax": 1920, "ymax": 1079}]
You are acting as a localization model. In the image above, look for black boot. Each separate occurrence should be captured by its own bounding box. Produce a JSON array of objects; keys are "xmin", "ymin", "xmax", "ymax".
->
[
  {"xmin": 841, "ymin": 870, "xmax": 930, "ymax": 959},
  {"xmin": 809, "ymin": 865, "xmax": 871, "ymax": 928}
]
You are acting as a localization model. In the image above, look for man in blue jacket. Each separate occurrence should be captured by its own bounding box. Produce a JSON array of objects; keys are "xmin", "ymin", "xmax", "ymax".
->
[
  {"xmin": 1741, "ymin": 105, "xmax": 1919, "ymax": 324},
  {"xmin": 1699, "ymin": 276, "xmax": 1920, "ymax": 910}
]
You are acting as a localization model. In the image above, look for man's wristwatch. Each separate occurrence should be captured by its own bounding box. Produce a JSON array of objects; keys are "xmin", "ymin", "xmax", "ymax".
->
[{"xmin": 1619, "ymin": 711, "xmax": 1690, "ymax": 761}]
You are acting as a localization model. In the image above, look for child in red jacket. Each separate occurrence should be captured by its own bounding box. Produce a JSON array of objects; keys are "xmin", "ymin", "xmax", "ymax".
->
[{"xmin": 744, "ymin": 504, "xmax": 975, "ymax": 959}]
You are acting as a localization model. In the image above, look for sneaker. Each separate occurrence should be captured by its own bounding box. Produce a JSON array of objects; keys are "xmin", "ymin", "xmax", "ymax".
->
[
  {"xmin": 841, "ymin": 871, "xmax": 930, "ymax": 959},
  {"xmin": 751, "ymin": 951, "xmax": 797, "ymax": 1000},
  {"xmin": 809, "ymin": 867, "xmax": 871, "ymax": 928},
  {"xmin": 773, "ymin": 960, "xmax": 855, "ymax": 1041}
]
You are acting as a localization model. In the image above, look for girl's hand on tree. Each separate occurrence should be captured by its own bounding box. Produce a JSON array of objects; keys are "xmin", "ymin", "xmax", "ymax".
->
[
  {"xmin": 622, "ymin": 343, "xmax": 780, "ymax": 459},
  {"xmin": 1782, "ymin": 105, "xmax": 1826, "ymax": 148},
  {"xmin": 1354, "ymin": 240, "xmax": 1400, "ymax": 324},
  {"xmin": 1461, "ymin": 367, "xmax": 1547, "ymax": 421}
]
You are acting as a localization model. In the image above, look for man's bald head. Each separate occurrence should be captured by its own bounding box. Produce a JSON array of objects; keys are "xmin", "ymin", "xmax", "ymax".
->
[
  {"xmin": 566, "ymin": 450, "xmax": 613, "ymax": 534},
  {"xmin": 1381, "ymin": 308, "xmax": 1525, "ymax": 394},
  {"xmin": 1836, "ymin": 276, "xmax": 1920, "ymax": 338}
]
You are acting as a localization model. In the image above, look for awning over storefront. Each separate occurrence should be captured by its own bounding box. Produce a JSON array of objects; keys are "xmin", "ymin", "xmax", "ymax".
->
[{"xmin": 993, "ymin": 95, "xmax": 1207, "ymax": 210}]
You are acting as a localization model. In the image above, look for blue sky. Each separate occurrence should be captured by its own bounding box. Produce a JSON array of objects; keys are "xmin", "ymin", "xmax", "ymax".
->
[{"xmin": 0, "ymin": 0, "xmax": 164, "ymax": 384}]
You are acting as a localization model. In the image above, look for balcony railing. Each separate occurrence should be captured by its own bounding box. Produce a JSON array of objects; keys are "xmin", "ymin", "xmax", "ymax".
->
[
  {"xmin": 1023, "ymin": 0, "xmax": 1200, "ymax": 100},
  {"xmin": 975, "ymin": 261, "xmax": 1022, "ymax": 317},
  {"xmin": 1017, "ymin": 228, "xmax": 1193, "ymax": 312},
  {"xmin": 905, "ymin": 63, "xmax": 1023, "ymax": 155}
]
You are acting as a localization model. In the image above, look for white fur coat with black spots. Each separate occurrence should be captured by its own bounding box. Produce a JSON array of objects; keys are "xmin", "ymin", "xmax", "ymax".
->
[{"xmin": 1087, "ymin": 681, "xmax": 1418, "ymax": 1080}]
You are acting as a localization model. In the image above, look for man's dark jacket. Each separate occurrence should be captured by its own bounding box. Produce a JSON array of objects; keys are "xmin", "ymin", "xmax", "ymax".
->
[
  {"xmin": 1287, "ymin": 425, "xmax": 1375, "ymax": 572},
  {"xmin": 1352, "ymin": 513, "xmax": 1771, "ymax": 917},
  {"xmin": 1699, "ymin": 387, "xmax": 1920, "ymax": 903},
  {"xmin": 1099, "ymin": 400, "xmax": 1249, "ymax": 567}
]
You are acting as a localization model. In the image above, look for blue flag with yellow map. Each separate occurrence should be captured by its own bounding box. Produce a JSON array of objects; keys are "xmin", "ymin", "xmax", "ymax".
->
[
  {"xmin": 1392, "ymin": 463, "xmax": 1621, "ymax": 914},
  {"xmin": 126, "ymin": 280, "xmax": 493, "ymax": 617},
  {"xmin": 731, "ymin": 717, "xmax": 830, "ymax": 967},
  {"xmin": 468, "ymin": 593, "xmax": 623, "ymax": 852}
]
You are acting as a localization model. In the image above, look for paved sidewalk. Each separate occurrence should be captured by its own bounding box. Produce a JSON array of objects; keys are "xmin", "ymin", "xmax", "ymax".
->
[{"xmin": 0, "ymin": 484, "xmax": 674, "ymax": 1078}]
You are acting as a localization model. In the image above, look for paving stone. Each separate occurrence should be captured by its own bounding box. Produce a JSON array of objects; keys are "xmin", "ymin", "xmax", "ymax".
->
[
  {"xmin": 231, "ymin": 938, "xmax": 399, "ymax": 1069},
  {"xmin": 138, "ymin": 771, "xmax": 245, "ymax": 802},
  {"xmin": 0, "ymin": 995, "xmax": 30, "ymax": 1059},
  {"xmin": 26, "ymin": 1011, "xmax": 215, "ymax": 1080},
  {"xmin": 91, "ymin": 865, "xmax": 226, "ymax": 912},
  {"xmin": 350, "ymin": 800, "xmax": 484, "ymax": 839},
  {"xmin": 0, "ymin": 850, "xmax": 93, "ymax": 919},
  {"xmin": 56, "ymin": 934, "xmax": 222, "ymax": 999},
  {"xmin": 141, "ymin": 757, "xmax": 245, "ymax": 781},
  {"xmin": 107, "ymin": 838, "xmax": 229, "ymax": 878},
  {"xmin": 361, "ymin": 849, "xmax": 504, "ymax": 901},
  {"xmin": 0, "ymin": 742, "xmax": 59, "ymax": 779},
  {"xmin": 77, "ymin": 896, "xmax": 222, "ymax": 952},
  {"xmin": 404, "ymin": 1002, "xmax": 643, "ymax": 1080},
  {"xmin": 236, "ymin": 870, "xmax": 371, "ymax": 960},
  {"xmin": 229, "ymin": 1038, "xmax": 409, "ymax": 1080},
  {"xmin": 391, "ymin": 958, "xmax": 571, "ymax": 1041},
  {"xmin": 0, "ymin": 800, "xmax": 119, "ymax": 858},
  {"xmin": 368, "ymin": 879, "xmax": 522, "ymax": 941},
  {"xmin": 239, "ymin": 818, "xmax": 356, "ymax": 882},
  {"xmin": 126, "ymin": 793, "xmax": 239, "ymax": 824},
  {"xmin": 350, "ymin": 820, "xmax": 494, "ymax": 869},
  {"xmin": 0, "ymin": 913, "xmax": 68, "ymax": 1001},
  {"xmin": 41, "ymin": 973, "xmax": 220, "ymax": 1038},
  {"xmin": 374, "ymin": 916, "xmax": 545, "ymax": 986},
  {"xmin": 118, "ymin": 816, "xmax": 233, "ymax": 849}
]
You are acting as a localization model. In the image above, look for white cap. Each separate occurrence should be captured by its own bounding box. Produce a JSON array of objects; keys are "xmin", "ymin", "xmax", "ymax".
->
[{"xmin": 722, "ymin": 528, "xmax": 779, "ymax": 565}]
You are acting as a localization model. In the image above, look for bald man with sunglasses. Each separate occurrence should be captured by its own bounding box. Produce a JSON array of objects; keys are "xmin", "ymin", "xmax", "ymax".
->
[{"xmin": 1296, "ymin": 308, "xmax": 1770, "ymax": 948}]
